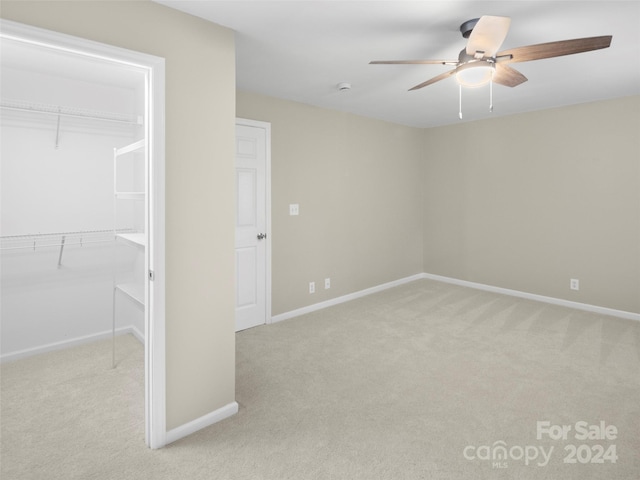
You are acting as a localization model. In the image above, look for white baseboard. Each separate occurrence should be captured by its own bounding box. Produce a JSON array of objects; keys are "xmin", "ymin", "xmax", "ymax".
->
[
  {"xmin": 165, "ymin": 401, "xmax": 239, "ymax": 446},
  {"xmin": 271, "ymin": 273, "xmax": 424, "ymax": 323},
  {"xmin": 129, "ymin": 325, "xmax": 145, "ymax": 344},
  {"xmin": 0, "ymin": 325, "xmax": 144, "ymax": 363},
  {"xmin": 269, "ymin": 272, "xmax": 639, "ymax": 324},
  {"xmin": 421, "ymin": 272, "xmax": 640, "ymax": 322}
]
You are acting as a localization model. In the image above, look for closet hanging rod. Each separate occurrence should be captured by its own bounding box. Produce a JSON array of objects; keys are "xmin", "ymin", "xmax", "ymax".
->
[
  {"xmin": 0, "ymin": 238, "xmax": 114, "ymax": 252},
  {"xmin": 1, "ymin": 228, "xmax": 118, "ymax": 240},
  {"xmin": 0, "ymin": 228, "xmax": 136, "ymax": 251},
  {"xmin": 0, "ymin": 99, "xmax": 142, "ymax": 125}
]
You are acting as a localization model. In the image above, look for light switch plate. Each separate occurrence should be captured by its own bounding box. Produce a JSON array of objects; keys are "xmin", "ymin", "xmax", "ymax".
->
[{"xmin": 289, "ymin": 204, "xmax": 299, "ymax": 216}]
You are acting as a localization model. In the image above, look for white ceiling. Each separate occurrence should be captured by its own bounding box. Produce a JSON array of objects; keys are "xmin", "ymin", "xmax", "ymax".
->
[{"xmin": 154, "ymin": 0, "xmax": 640, "ymax": 128}]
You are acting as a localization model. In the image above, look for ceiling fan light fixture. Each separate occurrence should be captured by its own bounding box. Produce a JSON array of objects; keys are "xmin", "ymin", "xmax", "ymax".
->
[{"xmin": 455, "ymin": 62, "xmax": 495, "ymax": 87}]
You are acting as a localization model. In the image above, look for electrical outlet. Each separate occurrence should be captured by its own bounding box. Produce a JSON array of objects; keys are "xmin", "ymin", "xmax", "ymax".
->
[
  {"xmin": 570, "ymin": 278, "xmax": 580, "ymax": 291},
  {"xmin": 325, "ymin": 278, "xmax": 330, "ymax": 289},
  {"xmin": 289, "ymin": 204, "xmax": 299, "ymax": 216},
  {"xmin": 309, "ymin": 281, "xmax": 315, "ymax": 294}
]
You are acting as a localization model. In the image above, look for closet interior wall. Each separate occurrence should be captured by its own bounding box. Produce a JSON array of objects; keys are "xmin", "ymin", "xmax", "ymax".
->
[{"xmin": 0, "ymin": 39, "xmax": 146, "ymax": 362}]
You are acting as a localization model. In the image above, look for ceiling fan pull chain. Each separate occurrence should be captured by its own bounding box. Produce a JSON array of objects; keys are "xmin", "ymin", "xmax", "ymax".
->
[
  {"xmin": 489, "ymin": 75, "xmax": 494, "ymax": 113},
  {"xmin": 459, "ymin": 84, "xmax": 463, "ymax": 120}
]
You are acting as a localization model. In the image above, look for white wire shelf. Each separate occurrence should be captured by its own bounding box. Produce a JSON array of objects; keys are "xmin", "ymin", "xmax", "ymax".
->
[
  {"xmin": 0, "ymin": 229, "xmax": 136, "ymax": 251},
  {"xmin": 0, "ymin": 98, "xmax": 142, "ymax": 125}
]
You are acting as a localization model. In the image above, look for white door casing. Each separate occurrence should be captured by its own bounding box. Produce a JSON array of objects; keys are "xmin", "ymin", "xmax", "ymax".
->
[{"xmin": 235, "ymin": 120, "xmax": 270, "ymax": 331}]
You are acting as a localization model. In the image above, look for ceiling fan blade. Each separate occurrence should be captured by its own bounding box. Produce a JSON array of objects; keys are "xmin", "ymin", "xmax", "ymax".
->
[
  {"xmin": 370, "ymin": 59, "xmax": 458, "ymax": 65},
  {"xmin": 409, "ymin": 69, "xmax": 457, "ymax": 90},
  {"xmin": 496, "ymin": 35, "xmax": 612, "ymax": 63},
  {"xmin": 492, "ymin": 64, "xmax": 528, "ymax": 87},
  {"xmin": 466, "ymin": 15, "xmax": 511, "ymax": 58}
]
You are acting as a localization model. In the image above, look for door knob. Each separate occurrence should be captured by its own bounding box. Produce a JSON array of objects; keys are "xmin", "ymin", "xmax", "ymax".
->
[{"xmin": 257, "ymin": 233, "xmax": 267, "ymax": 240}]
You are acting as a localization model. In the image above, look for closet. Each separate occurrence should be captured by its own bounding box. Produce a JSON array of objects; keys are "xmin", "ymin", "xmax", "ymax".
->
[{"xmin": 0, "ymin": 34, "xmax": 148, "ymax": 365}]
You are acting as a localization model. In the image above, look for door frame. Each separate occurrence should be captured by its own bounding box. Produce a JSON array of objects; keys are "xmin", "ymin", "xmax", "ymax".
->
[
  {"xmin": 236, "ymin": 118, "xmax": 272, "ymax": 325},
  {"xmin": 1, "ymin": 19, "xmax": 167, "ymax": 449}
]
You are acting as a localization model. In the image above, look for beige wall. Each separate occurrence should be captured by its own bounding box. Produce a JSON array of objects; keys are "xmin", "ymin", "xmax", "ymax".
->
[
  {"xmin": 237, "ymin": 91, "xmax": 424, "ymax": 315},
  {"xmin": 1, "ymin": 1, "xmax": 237, "ymax": 430},
  {"xmin": 239, "ymin": 92, "xmax": 639, "ymax": 315},
  {"xmin": 422, "ymin": 96, "xmax": 640, "ymax": 313}
]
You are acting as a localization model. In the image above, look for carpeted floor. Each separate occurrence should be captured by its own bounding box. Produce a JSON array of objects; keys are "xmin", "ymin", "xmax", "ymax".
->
[{"xmin": 1, "ymin": 279, "xmax": 639, "ymax": 479}]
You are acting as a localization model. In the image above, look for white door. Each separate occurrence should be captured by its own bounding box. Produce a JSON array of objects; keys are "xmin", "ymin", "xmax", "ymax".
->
[{"xmin": 235, "ymin": 122, "xmax": 269, "ymax": 331}]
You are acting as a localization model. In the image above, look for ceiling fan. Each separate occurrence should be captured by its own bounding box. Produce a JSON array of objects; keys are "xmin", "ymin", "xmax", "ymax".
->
[{"xmin": 370, "ymin": 16, "xmax": 612, "ymax": 91}]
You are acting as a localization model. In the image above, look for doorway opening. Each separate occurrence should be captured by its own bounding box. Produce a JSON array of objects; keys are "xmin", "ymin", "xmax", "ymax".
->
[{"xmin": 0, "ymin": 19, "xmax": 166, "ymax": 448}]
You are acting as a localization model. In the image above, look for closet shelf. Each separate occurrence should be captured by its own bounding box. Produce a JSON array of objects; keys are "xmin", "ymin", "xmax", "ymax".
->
[
  {"xmin": 0, "ymin": 98, "xmax": 142, "ymax": 125},
  {"xmin": 112, "ymin": 137, "xmax": 147, "ymax": 368},
  {"xmin": 115, "ymin": 282, "xmax": 144, "ymax": 306},
  {"xmin": 115, "ymin": 192, "xmax": 145, "ymax": 200},
  {"xmin": 115, "ymin": 139, "xmax": 145, "ymax": 156},
  {"xmin": 116, "ymin": 233, "xmax": 146, "ymax": 248}
]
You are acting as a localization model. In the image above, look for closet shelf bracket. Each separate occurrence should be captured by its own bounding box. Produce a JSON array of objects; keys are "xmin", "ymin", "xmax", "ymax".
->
[{"xmin": 57, "ymin": 235, "xmax": 66, "ymax": 267}]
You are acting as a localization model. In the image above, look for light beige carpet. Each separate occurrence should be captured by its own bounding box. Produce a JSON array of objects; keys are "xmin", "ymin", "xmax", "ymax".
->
[{"xmin": 1, "ymin": 279, "xmax": 639, "ymax": 479}]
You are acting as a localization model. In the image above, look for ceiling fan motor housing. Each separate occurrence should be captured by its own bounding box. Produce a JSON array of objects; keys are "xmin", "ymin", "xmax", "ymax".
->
[
  {"xmin": 460, "ymin": 18, "xmax": 480, "ymax": 38},
  {"xmin": 458, "ymin": 49, "xmax": 476, "ymax": 63}
]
